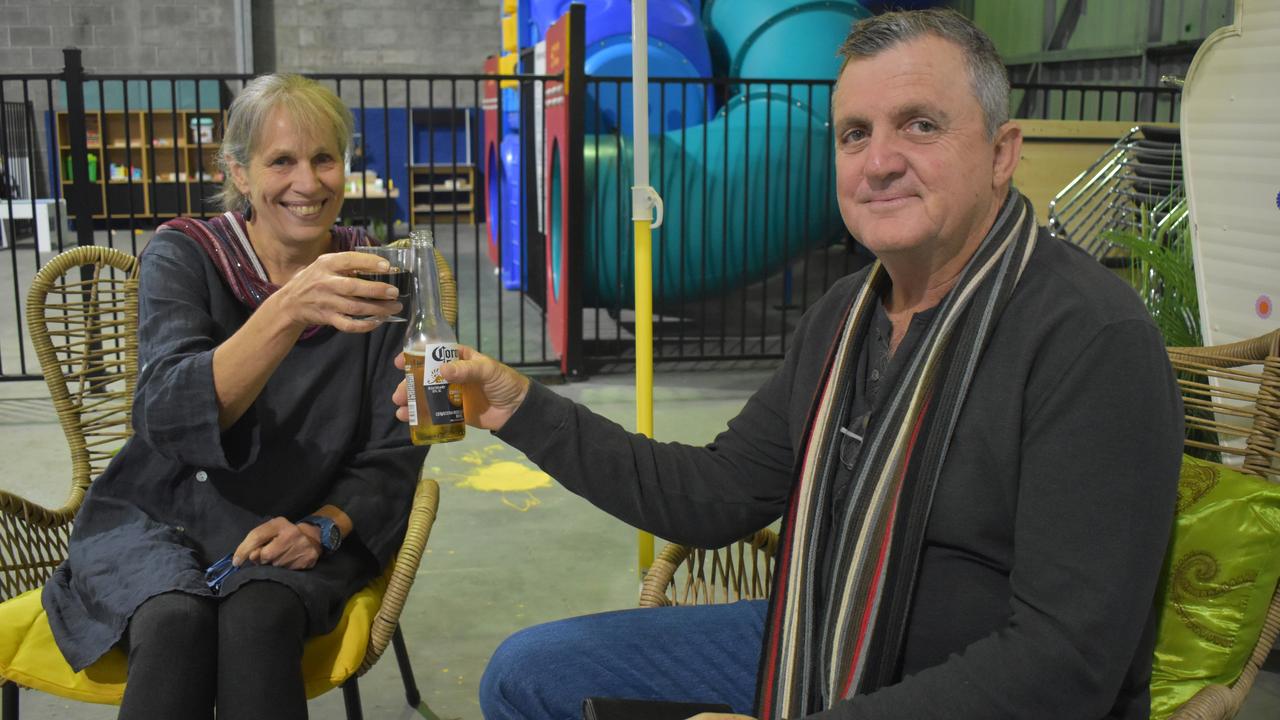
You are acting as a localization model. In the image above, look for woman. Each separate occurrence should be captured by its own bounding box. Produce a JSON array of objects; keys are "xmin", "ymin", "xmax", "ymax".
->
[{"xmin": 41, "ymin": 74, "xmax": 425, "ymax": 719}]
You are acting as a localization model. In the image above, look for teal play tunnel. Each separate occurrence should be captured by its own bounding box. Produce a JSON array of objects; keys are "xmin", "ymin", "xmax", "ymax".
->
[
  {"xmin": 583, "ymin": 90, "xmax": 844, "ymax": 308},
  {"xmin": 578, "ymin": 0, "xmax": 871, "ymax": 308}
]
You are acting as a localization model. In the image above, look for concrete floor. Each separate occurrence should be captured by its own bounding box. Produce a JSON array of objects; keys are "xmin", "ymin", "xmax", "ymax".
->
[
  {"xmin": 2, "ymin": 224, "xmax": 1279, "ymax": 719},
  {"xmin": 0, "ymin": 366, "xmax": 770, "ymax": 720}
]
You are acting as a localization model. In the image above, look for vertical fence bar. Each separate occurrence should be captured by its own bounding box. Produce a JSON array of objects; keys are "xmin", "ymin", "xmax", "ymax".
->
[
  {"xmin": 719, "ymin": 77, "xmax": 729, "ymax": 357},
  {"xmin": 614, "ymin": 78, "xmax": 624, "ymax": 358},
  {"xmin": 63, "ymin": 50, "xmax": 96, "ymax": 251},
  {"xmin": 0, "ymin": 82, "xmax": 22, "ymax": 376},
  {"xmin": 739, "ymin": 82, "xmax": 750, "ymax": 356},
  {"xmin": 122, "ymin": 81, "xmax": 139, "ymax": 253},
  {"xmin": 21, "ymin": 80, "xmax": 47, "ymax": 265},
  {"xmin": 760, "ymin": 81, "xmax": 772, "ymax": 354},
  {"xmin": 539, "ymin": 77, "xmax": 548, "ymax": 361},
  {"xmin": 563, "ymin": 5, "xmax": 585, "ymax": 377}
]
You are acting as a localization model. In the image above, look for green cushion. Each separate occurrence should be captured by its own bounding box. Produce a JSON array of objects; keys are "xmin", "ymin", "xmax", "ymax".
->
[{"xmin": 1149, "ymin": 454, "xmax": 1280, "ymax": 719}]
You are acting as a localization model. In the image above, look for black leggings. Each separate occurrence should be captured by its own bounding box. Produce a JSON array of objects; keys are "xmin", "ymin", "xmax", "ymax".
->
[{"xmin": 118, "ymin": 581, "xmax": 309, "ymax": 720}]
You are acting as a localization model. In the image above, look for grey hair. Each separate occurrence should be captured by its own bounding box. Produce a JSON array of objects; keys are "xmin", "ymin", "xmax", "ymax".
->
[
  {"xmin": 837, "ymin": 8, "xmax": 1010, "ymax": 139},
  {"xmin": 217, "ymin": 73, "xmax": 354, "ymax": 214}
]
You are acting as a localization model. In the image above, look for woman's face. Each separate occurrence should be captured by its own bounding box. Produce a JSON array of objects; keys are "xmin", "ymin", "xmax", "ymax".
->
[{"xmin": 231, "ymin": 106, "xmax": 345, "ymax": 250}]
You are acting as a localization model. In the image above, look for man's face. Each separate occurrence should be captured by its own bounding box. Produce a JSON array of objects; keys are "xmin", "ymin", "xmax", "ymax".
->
[{"xmin": 832, "ymin": 35, "xmax": 1009, "ymax": 263}]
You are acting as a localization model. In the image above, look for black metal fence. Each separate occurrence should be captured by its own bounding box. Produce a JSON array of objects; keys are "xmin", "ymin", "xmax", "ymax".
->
[{"xmin": 0, "ymin": 47, "xmax": 1188, "ymax": 381}]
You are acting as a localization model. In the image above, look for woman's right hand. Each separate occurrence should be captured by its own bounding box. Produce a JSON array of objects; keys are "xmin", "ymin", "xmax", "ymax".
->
[
  {"xmin": 270, "ymin": 250, "xmax": 402, "ymax": 332},
  {"xmin": 392, "ymin": 346, "xmax": 531, "ymax": 432}
]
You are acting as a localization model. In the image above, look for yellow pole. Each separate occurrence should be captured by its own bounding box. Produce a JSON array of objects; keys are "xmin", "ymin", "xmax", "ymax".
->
[
  {"xmin": 635, "ymin": 217, "xmax": 655, "ymax": 577},
  {"xmin": 631, "ymin": 0, "xmax": 659, "ymax": 580}
]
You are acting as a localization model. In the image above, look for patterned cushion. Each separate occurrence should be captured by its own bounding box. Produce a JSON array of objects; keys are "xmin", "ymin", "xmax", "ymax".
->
[
  {"xmin": 1149, "ymin": 455, "xmax": 1280, "ymax": 719},
  {"xmin": 0, "ymin": 568, "xmax": 389, "ymax": 703}
]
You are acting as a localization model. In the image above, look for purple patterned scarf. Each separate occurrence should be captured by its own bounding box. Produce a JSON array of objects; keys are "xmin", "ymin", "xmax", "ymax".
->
[{"xmin": 156, "ymin": 211, "xmax": 372, "ymax": 339}]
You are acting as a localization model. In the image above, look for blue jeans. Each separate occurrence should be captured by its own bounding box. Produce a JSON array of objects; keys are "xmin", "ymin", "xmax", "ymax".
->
[{"xmin": 480, "ymin": 599, "xmax": 769, "ymax": 720}]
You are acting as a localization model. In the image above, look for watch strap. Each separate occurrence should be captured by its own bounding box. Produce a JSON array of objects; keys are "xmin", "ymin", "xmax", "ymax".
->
[{"xmin": 299, "ymin": 514, "xmax": 341, "ymax": 553}]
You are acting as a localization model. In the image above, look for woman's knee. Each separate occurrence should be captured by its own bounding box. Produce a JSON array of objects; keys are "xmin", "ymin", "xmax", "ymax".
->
[
  {"xmin": 218, "ymin": 580, "xmax": 307, "ymax": 640},
  {"xmin": 127, "ymin": 591, "xmax": 217, "ymax": 650}
]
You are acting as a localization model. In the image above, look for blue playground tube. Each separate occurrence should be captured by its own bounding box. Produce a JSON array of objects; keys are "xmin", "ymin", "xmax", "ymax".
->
[
  {"xmin": 579, "ymin": 0, "xmax": 871, "ymax": 308},
  {"xmin": 531, "ymin": 0, "xmax": 713, "ymax": 135},
  {"xmin": 492, "ymin": 0, "xmax": 714, "ymax": 291},
  {"xmin": 496, "ymin": 127, "xmax": 524, "ymax": 290},
  {"xmin": 703, "ymin": 0, "xmax": 870, "ymax": 118}
]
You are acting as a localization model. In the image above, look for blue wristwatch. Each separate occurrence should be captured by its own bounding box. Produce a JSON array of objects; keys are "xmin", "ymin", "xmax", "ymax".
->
[{"xmin": 300, "ymin": 514, "xmax": 342, "ymax": 553}]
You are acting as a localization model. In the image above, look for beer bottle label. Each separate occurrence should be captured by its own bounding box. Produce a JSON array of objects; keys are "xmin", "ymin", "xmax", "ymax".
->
[{"xmin": 418, "ymin": 344, "xmax": 464, "ymax": 426}]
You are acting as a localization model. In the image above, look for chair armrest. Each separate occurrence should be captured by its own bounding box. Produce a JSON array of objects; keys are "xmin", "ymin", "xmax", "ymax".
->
[
  {"xmin": 0, "ymin": 488, "xmax": 78, "ymax": 530},
  {"xmin": 1168, "ymin": 330, "xmax": 1280, "ymax": 368},
  {"xmin": 0, "ymin": 489, "xmax": 78, "ymax": 601},
  {"xmin": 356, "ymin": 475, "xmax": 440, "ymax": 675},
  {"xmin": 640, "ymin": 542, "xmax": 695, "ymax": 608},
  {"xmin": 1168, "ymin": 683, "xmax": 1238, "ymax": 720}
]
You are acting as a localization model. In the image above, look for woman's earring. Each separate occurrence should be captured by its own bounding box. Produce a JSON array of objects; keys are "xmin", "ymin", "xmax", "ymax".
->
[{"xmin": 243, "ymin": 203, "xmax": 253, "ymax": 221}]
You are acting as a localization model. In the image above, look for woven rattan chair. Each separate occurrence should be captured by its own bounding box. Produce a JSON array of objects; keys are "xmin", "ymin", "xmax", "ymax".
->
[
  {"xmin": 0, "ymin": 243, "xmax": 454, "ymax": 720},
  {"xmin": 639, "ymin": 330, "xmax": 1280, "ymax": 720}
]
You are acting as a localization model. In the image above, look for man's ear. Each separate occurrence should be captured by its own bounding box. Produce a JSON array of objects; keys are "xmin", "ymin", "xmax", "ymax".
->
[{"xmin": 991, "ymin": 121, "xmax": 1023, "ymax": 189}]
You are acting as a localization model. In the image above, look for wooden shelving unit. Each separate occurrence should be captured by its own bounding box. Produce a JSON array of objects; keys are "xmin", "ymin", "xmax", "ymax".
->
[
  {"xmin": 409, "ymin": 164, "xmax": 476, "ymax": 225},
  {"xmin": 56, "ymin": 110, "xmax": 227, "ymax": 220}
]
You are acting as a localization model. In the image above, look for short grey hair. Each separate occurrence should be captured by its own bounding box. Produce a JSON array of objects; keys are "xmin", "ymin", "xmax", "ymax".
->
[
  {"xmin": 217, "ymin": 73, "xmax": 354, "ymax": 214},
  {"xmin": 837, "ymin": 8, "xmax": 1010, "ymax": 139}
]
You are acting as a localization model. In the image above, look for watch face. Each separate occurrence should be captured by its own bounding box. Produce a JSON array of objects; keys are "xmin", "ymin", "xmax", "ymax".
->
[{"xmin": 324, "ymin": 525, "xmax": 341, "ymax": 550}]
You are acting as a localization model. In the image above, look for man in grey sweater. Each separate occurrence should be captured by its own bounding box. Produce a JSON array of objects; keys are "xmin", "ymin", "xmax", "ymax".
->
[{"xmin": 396, "ymin": 9, "xmax": 1183, "ymax": 720}]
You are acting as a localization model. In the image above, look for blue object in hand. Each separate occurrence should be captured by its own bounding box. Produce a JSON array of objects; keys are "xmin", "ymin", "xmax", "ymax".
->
[{"xmin": 205, "ymin": 552, "xmax": 243, "ymax": 594}]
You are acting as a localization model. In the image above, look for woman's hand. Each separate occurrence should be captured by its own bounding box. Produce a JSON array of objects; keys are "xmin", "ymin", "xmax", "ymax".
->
[
  {"xmin": 269, "ymin": 250, "xmax": 403, "ymax": 332},
  {"xmin": 391, "ymin": 346, "xmax": 531, "ymax": 432},
  {"xmin": 233, "ymin": 517, "xmax": 322, "ymax": 570}
]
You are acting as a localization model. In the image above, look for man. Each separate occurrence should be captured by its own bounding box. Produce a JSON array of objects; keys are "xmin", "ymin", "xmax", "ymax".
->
[{"xmin": 396, "ymin": 9, "xmax": 1183, "ymax": 719}]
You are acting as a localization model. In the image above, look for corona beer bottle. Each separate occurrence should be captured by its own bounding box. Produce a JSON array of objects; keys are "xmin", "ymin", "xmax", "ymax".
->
[{"xmin": 403, "ymin": 229, "xmax": 465, "ymax": 445}]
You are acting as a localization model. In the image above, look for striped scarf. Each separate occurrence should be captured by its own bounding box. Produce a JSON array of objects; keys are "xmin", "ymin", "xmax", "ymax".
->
[
  {"xmin": 156, "ymin": 212, "xmax": 372, "ymax": 340},
  {"xmin": 756, "ymin": 190, "xmax": 1039, "ymax": 718}
]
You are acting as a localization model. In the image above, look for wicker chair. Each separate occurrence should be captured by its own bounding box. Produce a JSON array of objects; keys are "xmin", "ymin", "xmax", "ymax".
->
[
  {"xmin": 640, "ymin": 330, "xmax": 1280, "ymax": 720},
  {"xmin": 0, "ymin": 243, "xmax": 454, "ymax": 719}
]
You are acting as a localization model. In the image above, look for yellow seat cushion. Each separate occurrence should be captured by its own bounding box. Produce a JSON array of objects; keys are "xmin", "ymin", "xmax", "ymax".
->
[{"xmin": 0, "ymin": 568, "xmax": 389, "ymax": 704}]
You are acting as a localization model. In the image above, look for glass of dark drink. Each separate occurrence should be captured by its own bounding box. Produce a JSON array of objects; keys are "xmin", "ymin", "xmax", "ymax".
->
[{"xmin": 352, "ymin": 244, "xmax": 414, "ymax": 322}]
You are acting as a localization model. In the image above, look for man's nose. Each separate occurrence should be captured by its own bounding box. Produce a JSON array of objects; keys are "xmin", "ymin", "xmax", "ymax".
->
[{"xmin": 863, "ymin": 133, "xmax": 907, "ymax": 182}]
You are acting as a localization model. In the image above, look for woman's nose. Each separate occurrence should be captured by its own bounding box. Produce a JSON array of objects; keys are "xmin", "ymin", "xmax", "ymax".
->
[{"xmin": 291, "ymin": 163, "xmax": 323, "ymax": 192}]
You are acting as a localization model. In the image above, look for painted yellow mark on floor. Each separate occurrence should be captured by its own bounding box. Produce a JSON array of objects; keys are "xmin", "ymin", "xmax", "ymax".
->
[
  {"xmin": 452, "ymin": 446, "xmax": 553, "ymax": 512},
  {"xmin": 459, "ymin": 461, "xmax": 551, "ymax": 492}
]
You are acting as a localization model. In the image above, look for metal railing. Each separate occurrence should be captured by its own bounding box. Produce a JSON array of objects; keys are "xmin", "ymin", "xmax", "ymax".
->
[
  {"xmin": 0, "ymin": 51, "xmax": 1192, "ymax": 381},
  {"xmin": 1048, "ymin": 126, "xmax": 1184, "ymax": 259},
  {"xmin": 1011, "ymin": 81, "xmax": 1182, "ymax": 123}
]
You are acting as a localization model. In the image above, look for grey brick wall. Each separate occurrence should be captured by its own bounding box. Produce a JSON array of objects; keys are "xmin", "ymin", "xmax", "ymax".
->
[
  {"xmin": 2, "ymin": 0, "xmax": 503, "ymax": 102},
  {"xmin": 0, "ymin": 0, "xmax": 503, "ymax": 195},
  {"xmin": 273, "ymin": 0, "xmax": 502, "ymax": 105},
  {"xmin": 0, "ymin": 0, "xmax": 239, "ymax": 74}
]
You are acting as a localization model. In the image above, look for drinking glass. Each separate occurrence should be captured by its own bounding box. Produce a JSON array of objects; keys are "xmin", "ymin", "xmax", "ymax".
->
[{"xmin": 352, "ymin": 245, "xmax": 414, "ymax": 322}]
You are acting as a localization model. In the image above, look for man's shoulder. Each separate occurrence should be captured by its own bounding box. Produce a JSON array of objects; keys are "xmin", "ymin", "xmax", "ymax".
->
[{"xmin": 1018, "ymin": 228, "xmax": 1155, "ymax": 328}]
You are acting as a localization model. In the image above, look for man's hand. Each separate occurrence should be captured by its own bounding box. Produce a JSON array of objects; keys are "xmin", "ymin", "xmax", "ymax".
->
[
  {"xmin": 233, "ymin": 517, "xmax": 322, "ymax": 570},
  {"xmin": 392, "ymin": 345, "xmax": 531, "ymax": 432}
]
